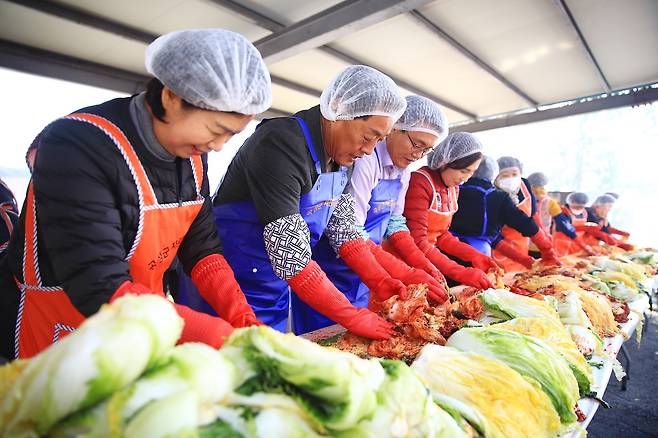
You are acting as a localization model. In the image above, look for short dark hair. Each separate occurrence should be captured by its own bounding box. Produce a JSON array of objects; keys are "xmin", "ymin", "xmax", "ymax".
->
[
  {"xmin": 447, "ymin": 152, "xmax": 482, "ymax": 170},
  {"xmin": 144, "ymin": 78, "xmax": 198, "ymax": 122}
]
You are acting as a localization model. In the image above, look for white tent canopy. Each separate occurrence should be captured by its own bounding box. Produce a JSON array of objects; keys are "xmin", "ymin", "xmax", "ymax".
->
[{"xmin": 1, "ymin": 0, "xmax": 657, "ymax": 129}]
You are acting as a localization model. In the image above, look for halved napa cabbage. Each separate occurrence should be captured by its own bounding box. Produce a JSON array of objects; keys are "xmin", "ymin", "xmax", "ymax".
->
[
  {"xmin": 412, "ymin": 345, "xmax": 561, "ymax": 438},
  {"xmin": 493, "ymin": 318, "xmax": 593, "ymax": 395},
  {"xmin": 447, "ymin": 327, "xmax": 580, "ymax": 425},
  {"xmin": 0, "ymin": 294, "xmax": 183, "ymax": 436},
  {"xmin": 222, "ymin": 326, "xmax": 385, "ymax": 433}
]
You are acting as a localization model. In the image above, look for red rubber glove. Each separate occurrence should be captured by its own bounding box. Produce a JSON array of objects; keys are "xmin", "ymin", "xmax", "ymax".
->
[
  {"xmin": 574, "ymin": 236, "xmax": 597, "ymax": 256},
  {"xmin": 289, "ymin": 260, "xmax": 395, "ymax": 340},
  {"xmin": 110, "ymin": 281, "xmax": 234, "ymax": 348},
  {"xmin": 173, "ymin": 303, "xmax": 234, "ymax": 348},
  {"xmin": 191, "ymin": 254, "xmax": 262, "ymax": 328},
  {"xmin": 386, "ymin": 231, "xmax": 446, "ymax": 284},
  {"xmin": 607, "ymin": 226, "xmax": 630, "ymax": 238},
  {"xmin": 425, "ymin": 247, "xmax": 493, "ymax": 289},
  {"xmin": 616, "ymin": 242, "xmax": 634, "ymax": 251},
  {"xmin": 367, "ymin": 240, "xmax": 448, "ymax": 303},
  {"xmin": 494, "ymin": 240, "xmax": 535, "ymax": 270},
  {"xmin": 437, "ymin": 232, "xmax": 500, "ymax": 272},
  {"xmin": 339, "ymin": 238, "xmax": 408, "ymax": 302},
  {"xmin": 580, "ymin": 224, "xmax": 618, "ymax": 245},
  {"xmin": 110, "ymin": 280, "xmax": 160, "ymax": 300},
  {"xmin": 530, "ymin": 230, "xmax": 561, "ymax": 266}
]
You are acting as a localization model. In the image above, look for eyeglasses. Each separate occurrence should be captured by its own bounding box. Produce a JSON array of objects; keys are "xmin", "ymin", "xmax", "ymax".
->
[{"xmin": 406, "ymin": 132, "xmax": 434, "ymax": 157}]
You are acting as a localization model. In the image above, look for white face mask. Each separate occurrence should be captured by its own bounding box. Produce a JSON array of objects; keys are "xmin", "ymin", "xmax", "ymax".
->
[
  {"xmin": 570, "ymin": 207, "xmax": 585, "ymax": 216},
  {"xmin": 496, "ymin": 176, "xmax": 522, "ymax": 193}
]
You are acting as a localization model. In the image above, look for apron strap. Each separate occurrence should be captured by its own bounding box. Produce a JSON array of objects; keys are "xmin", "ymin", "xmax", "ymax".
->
[
  {"xmin": 63, "ymin": 113, "xmax": 155, "ymax": 261},
  {"xmin": 293, "ymin": 116, "xmax": 322, "ymax": 175},
  {"xmin": 415, "ymin": 169, "xmax": 439, "ymax": 211},
  {"xmin": 64, "ymin": 113, "xmax": 157, "ymax": 206},
  {"xmin": 189, "ymin": 156, "xmax": 204, "ymax": 198},
  {"xmin": 22, "ymin": 182, "xmax": 40, "ymax": 286}
]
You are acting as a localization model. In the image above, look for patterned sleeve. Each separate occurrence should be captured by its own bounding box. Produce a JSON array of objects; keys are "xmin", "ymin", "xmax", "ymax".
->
[
  {"xmin": 263, "ymin": 214, "xmax": 312, "ymax": 280},
  {"xmin": 325, "ymin": 193, "xmax": 364, "ymax": 254}
]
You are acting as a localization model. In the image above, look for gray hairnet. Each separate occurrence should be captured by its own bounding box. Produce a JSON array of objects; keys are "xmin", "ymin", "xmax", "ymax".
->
[
  {"xmin": 593, "ymin": 194, "xmax": 616, "ymax": 206},
  {"xmin": 604, "ymin": 192, "xmax": 620, "ymax": 200},
  {"xmin": 145, "ymin": 29, "xmax": 272, "ymax": 114},
  {"xmin": 393, "ymin": 95, "xmax": 448, "ymax": 144},
  {"xmin": 497, "ymin": 156, "xmax": 523, "ymax": 174},
  {"xmin": 527, "ymin": 172, "xmax": 549, "ymax": 188},
  {"xmin": 427, "ymin": 132, "xmax": 483, "ymax": 170},
  {"xmin": 566, "ymin": 192, "xmax": 589, "ymax": 206},
  {"xmin": 320, "ymin": 65, "xmax": 407, "ymax": 121},
  {"xmin": 472, "ymin": 155, "xmax": 499, "ymax": 181}
]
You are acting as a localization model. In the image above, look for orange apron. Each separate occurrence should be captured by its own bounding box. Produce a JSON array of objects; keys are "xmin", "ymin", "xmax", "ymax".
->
[
  {"xmin": 416, "ymin": 169, "xmax": 459, "ymax": 244},
  {"xmin": 553, "ymin": 206, "xmax": 587, "ymax": 256},
  {"xmin": 493, "ymin": 182, "xmax": 532, "ymax": 271},
  {"xmin": 13, "ymin": 113, "xmax": 204, "ymax": 358}
]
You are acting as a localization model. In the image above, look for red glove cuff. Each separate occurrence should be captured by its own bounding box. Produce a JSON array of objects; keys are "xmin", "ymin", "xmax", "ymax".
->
[{"xmin": 191, "ymin": 254, "xmax": 259, "ymax": 327}]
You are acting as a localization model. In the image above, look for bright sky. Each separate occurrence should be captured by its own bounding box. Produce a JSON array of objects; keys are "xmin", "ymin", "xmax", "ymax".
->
[{"xmin": 1, "ymin": 67, "xmax": 657, "ymax": 247}]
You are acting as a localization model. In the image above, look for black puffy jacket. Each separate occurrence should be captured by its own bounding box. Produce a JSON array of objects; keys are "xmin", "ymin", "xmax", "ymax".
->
[{"xmin": 0, "ymin": 97, "xmax": 221, "ymax": 356}]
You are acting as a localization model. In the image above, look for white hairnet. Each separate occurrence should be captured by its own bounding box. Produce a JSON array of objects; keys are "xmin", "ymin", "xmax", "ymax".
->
[
  {"xmin": 427, "ymin": 132, "xmax": 483, "ymax": 170},
  {"xmin": 320, "ymin": 65, "xmax": 406, "ymax": 121},
  {"xmin": 527, "ymin": 172, "xmax": 549, "ymax": 188},
  {"xmin": 593, "ymin": 194, "xmax": 616, "ymax": 205},
  {"xmin": 393, "ymin": 95, "xmax": 448, "ymax": 144},
  {"xmin": 497, "ymin": 156, "xmax": 523, "ymax": 174},
  {"xmin": 566, "ymin": 192, "xmax": 589, "ymax": 206},
  {"xmin": 472, "ymin": 155, "xmax": 499, "ymax": 181},
  {"xmin": 145, "ymin": 29, "xmax": 272, "ymax": 114}
]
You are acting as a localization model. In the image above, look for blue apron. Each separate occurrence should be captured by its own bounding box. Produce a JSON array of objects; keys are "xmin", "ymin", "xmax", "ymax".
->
[
  {"xmin": 295, "ymin": 148, "xmax": 402, "ymax": 334},
  {"xmin": 451, "ymin": 184, "xmax": 498, "ymax": 256},
  {"xmin": 211, "ymin": 116, "xmax": 348, "ymax": 332}
]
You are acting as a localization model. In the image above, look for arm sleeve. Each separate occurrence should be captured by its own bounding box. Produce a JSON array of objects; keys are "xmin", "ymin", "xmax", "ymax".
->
[
  {"xmin": 178, "ymin": 157, "xmax": 223, "ymax": 274},
  {"xmin": 553, "ymin": 213, "xmax": 577, "ymax": 238},
  {"xmin": 392, "ymin": 170, "xmax": 411, "ymax": 216},
  {"xmin": 263, "ymin": 214, "xmax": 312, "ymax": 280},
  {"xmin": 325, "ymin": 193, "xmax": 364, "ymax": 253},
  {"xmin": 33, "ymin": 120, "xmax": 132, "ymax": 316},
  {"xmin": 403, "ymin": 172, "xmax": 435, "ymax": 254},
  {"xmin": 499, "ymin": 195, "xmax": 539, "ymax": 237},
  {"xmin": 346, "ymin": 153, "xmax": 378, "ymax": 227}
]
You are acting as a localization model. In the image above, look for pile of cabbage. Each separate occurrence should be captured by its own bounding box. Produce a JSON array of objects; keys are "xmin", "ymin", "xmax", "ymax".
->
[
  {"xmin": 0, "ymin": 295, "xmax": 468, "ymax": 438},
  {"xmin": 584, "ymin": 256, "xmax": 655, "ymax": 302}
]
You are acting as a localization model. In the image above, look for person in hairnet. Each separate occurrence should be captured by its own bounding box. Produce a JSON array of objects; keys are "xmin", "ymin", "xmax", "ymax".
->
[
  {"xmin": 526, "ymin": 172, "xmax": 597, "ymax": 257},
  {"xmin": 212, "ymin": 65, "xmax": 407, "ymax": 338},
  {"xmin": 491, "ymin": 157, "xmax": 560, "ymax": 270},
  {"xmin": 553, "ymin": 191, "xmax": 594, "ymax": 255},
  {"xmin": 295, "ymin": 96, "xmax": 451, "ymax": 333},
  {"xmin": 404, "ymin": 132, "xmax": 498, "ymax": 289},
  {"xmin": 450, "ymin": 159, "xmax": 568, "ymax": 269},
  {"xmin": 585, "ymin": 194, "xmax": 633, "ymax": 250},
  {"xmin": 0, "ymin": 29, "xmax": 270, "ymax": 359}
]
